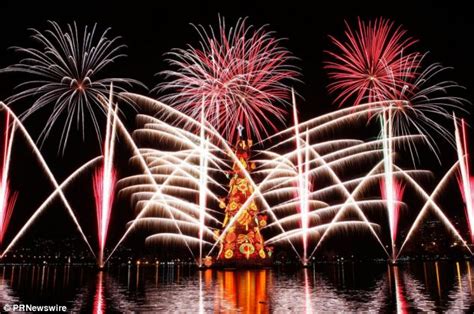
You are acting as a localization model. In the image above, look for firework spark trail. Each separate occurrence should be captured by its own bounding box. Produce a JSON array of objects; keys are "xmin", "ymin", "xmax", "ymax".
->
[
  {"xmin": 261, "ymin": 101, "xmax": 390, "ymax": 145},
  {"xmin": 94, "ymin": 87, "xmax": 118, "ymax": 267},
  {"xmin": 307, "ymin": 135, "xmax": 419, "ymax": 162},
  {"xmin": 132, "ymin": 113, "xmax": 232, "ymax": 176},
  {"xmin": 304, "ymin": 153, "xmax": 389, "ymax": 257},
  {"xmin": 118, "ymin": 148, "xmax": 224, "ymax": 203},
  {"xmin": 129, "ymin": 148, "xmax": 225, "ymax": 174},
  {"xmin": 291, "ymin": 131, "xmax": 397, "ymax": 255},
  {"xmin": 198, "ymin": 106, "xmax": 209, "ymax": 266},
  {"xmin": 132, "ymin": 119, "xmax": 230, "ymax": 179},
  {"xmin": 292, "ymin": 90, "xmax": 309, "ymax": 264},
  {"xmin": 125, "ymin": 217, "xmax": 216, "ymax": 237},
  {"xmin": 0, "ymin": 102, "xmax": 95, "ymax": 258},
  {"xmin": 251, "ymin": 124, "xmax": 407, "ymax": 198},
  {"xmin": 206, "ymin": 136, "xmax": 323, "ymax": 258},
  {"xmin": 455, "ymin": 117, "xmax": 474, "ymax": 243},
  {"xmin": 136, "ymin": 195, "xmax": 217, "ymax": 216},
  {"xmin": 302, "ymin": 130, "xmax": 310, "ymax": 264},
  {"xmin": 262, "ymin": 199, "xmax": 328, "ymax": 217},
  {"xmin": 126, "ymin": 154, "xmax": 224, "ymax": 188},
  {"xmin": 1, "ymin": 21, "xmax": 143, "ymax": 152},
  {"xmin": 112, "ymin": 122, "xmax": 226, "ymax": 246},
  {"xmin": 0, "ymin": 156, "xmax": 102, "ymax": 257},
  {"xmin": 257, "ymin": 135, "xmax": 423, "ymax": 195},
  {"xmin": 258, "ymin": 139, "xmax": 365, "ymax": 166},
  {"xmin": 265, "ymin": 200, "xmax": 394, "ymax": 228},
  {"xmin": 396, "ymin": 162, "xmax": 473, "ymax": 258},
  {"xmin": 263, "ymin": 103, "xmax": 385, "ymax": 149},
  {"xmin": 0, "ymin": 112, "xmax": 17, "ymax": 245},
  {"xmin": 119, "ymin": 165, "xmax": 223, "ymax": 204},
  {"xmin": 258, "ymin": 150, "xmax": 383, "ymax": 200},
  {"xmin": 256, "ymin": 149, "xmax": 387, "ymax": 210},
  {"xmin": 309, "ymin": 159, "xmax": 389, "ymax": 259},
  {"xmin": 395, "ymin": 162, "xmax": 459, "ymax": 258},
  {"xmin": 264, "ymin": 173, "xmax": 424, "ymax": 234},
  {"xmin": 304, "ymin": 170, "xmax": 426, "ymax": 201},
  {"xmin": 380, "ymin": 177, "xmax": 405, "ymax": 249},
  {"xmin": 121, "ymin": 191, "xmax": 220, "ymax": 231},
  {"xmin": 266, "ymin": 221, "xmax": 380, "ymax": 244},
  {"xmin": 381, "ymin": 104, "xmax": 404, "ymax": 260},
  {"xmin": 263, "ymin": 99, "xmax": 428, "ymax": 163},
  {"xmin": 382, "ymin": 106, "xmax": 395, "ymax": 254}
]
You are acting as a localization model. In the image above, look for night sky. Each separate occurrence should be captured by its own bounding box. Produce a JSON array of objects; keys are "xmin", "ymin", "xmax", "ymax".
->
[{"xmin": 0, "ymin": 0, "xmax": 472, "ymax": 257}]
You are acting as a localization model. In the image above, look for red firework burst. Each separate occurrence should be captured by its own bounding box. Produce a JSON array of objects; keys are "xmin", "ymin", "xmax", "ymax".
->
[
  {"xmin": 325, "ymin": 18, "xmax": 418, "ymax": 107},
  {"xmin": 158, "ymin": 17, "xmax": 299, "ymax": 143}
]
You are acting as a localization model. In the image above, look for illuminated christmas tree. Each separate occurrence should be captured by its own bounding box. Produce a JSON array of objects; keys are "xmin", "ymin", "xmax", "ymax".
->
[{"xmin": 216, "ymin": 127, "xmax": 273, "ymax": 266}]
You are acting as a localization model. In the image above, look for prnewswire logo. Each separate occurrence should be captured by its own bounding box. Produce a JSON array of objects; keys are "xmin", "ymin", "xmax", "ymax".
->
[{"xmin": 3, "ymin": 303, "xmax": 67, "ymax": 312}]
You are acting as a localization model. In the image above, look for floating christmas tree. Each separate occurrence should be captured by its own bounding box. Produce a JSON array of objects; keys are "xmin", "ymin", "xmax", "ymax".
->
[{"xmin": 216, "ymin": 126, "xmax": 273, "ymax": 266}]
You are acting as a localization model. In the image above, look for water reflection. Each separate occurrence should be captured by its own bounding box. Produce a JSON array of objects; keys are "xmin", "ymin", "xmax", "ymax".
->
[
  {"xmin": 0, "ymin": 262, "xmax": 473, "ymax": 312},
  {"xmin": 214, "ymin": 270, "xmax": 269, "ymax": 313},
  {"xmin": 393, "ymin": 266, "xmax": 408, "ymax": 313},
  {"xmin": 303, "ymin": 268, "xmax": 313, "ymax": 314},
  {"xmin": 0, "ymin": 266, "xmax": 17, "ymax": 305},
  {"xmin": 93, "ymin": 271, "xmax": 105, "ymax": 314}
]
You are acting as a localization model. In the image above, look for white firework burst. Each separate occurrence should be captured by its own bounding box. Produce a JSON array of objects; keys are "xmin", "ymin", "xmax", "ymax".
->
[{"xmin": 2, "ymin": 21, "xmax": 143, "ymax": 152}]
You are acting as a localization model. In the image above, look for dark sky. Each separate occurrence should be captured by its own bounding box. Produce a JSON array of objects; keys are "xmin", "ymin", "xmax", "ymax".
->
[
  {"xmin": 0, "ymin": 0, "xmax": 472, "ymax": 256},
  {"xmin": 1, "ymin": 1, "xmax": 473, "ymax": 117}
]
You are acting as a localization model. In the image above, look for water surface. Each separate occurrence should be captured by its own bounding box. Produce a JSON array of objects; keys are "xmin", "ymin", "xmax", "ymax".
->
[{"xmin": 0, "ymin": 261, "xmax": 473, "ymax": 312}]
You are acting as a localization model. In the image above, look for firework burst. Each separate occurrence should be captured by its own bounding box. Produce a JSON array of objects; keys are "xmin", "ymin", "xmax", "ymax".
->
[
  {"xmin": 325, "ymin": 18, "xmax": 418, "ymax": 107},
  {"xmin": 158, "ymin": 17, "xmax": 299, "ymax": 143},
  {"xmin": 1, "ymin": 21, "xmax": 142, "ymax": 153},
  {"xmin": 380, "ymin": 53, "xmax": 467, "ymax": 162}
]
